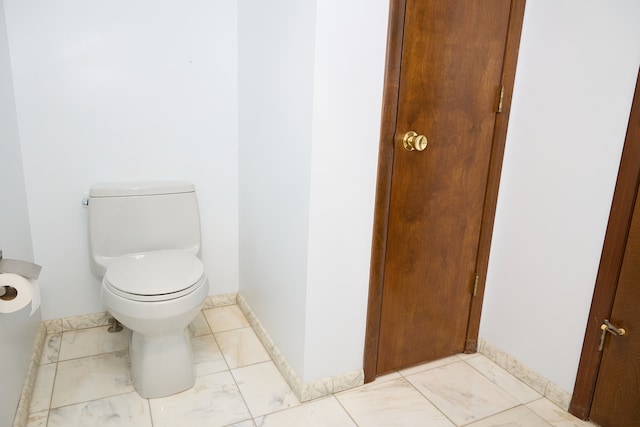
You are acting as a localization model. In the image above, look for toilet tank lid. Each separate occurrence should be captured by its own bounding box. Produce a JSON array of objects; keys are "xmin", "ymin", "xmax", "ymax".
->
[{"xmin": 90, "ymin": 181, "xmax": 195, "ymax": 197}]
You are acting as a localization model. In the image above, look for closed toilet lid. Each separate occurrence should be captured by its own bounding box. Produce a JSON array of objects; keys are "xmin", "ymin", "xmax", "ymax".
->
[{"xmin": 105, "ymin": 250, "xmax": 204, "ymax": 298}]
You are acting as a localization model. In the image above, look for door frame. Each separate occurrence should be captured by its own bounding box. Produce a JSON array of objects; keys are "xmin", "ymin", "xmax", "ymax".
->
[
  {"xmin": 569, "ymin": 69, "xmax": 640, "ymax": 420},
  {"xmin": 363, "ymin": 0, "xmax": 527, "ymax": 382}
]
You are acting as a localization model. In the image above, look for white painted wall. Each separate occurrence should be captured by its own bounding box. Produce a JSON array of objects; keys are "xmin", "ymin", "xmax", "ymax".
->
[
  {"xmin": 238, "ymin": 0, "xmax": 388, "ymax": 382},
  {"xmin": 0, "ymin": 1, "xmax": 40, "ymax": 424},
  {"xmin": 481, "ymin": 0, "xmax": 640, "ymax": 393},
  {"xmin": 303, "ymin": 0, "xmax": 388, "ymax": 382},
  {"xmin": 238, "ymin": 0, "xmax": 317, "ymax": 376},
  {"xmin": 4, "ymin": 0, "xmax": 239, "ymax": 319}
]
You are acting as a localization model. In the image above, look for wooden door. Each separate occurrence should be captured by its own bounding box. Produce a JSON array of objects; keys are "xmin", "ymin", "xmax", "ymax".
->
[
  {"xmin": 366, "ymin": 0, "xmax": 526, "ymax": 376},
  {"xmin": 590, "ymin": 184, "xmax": 640, "ymax": 425},
  {"xmin": 570, "ymin": 69, "xmax": 640, "ymax": 425}
]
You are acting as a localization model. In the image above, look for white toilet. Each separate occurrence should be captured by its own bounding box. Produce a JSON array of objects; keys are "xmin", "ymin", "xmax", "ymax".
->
[{"xmin": 88, "ymin": 181, "xmax": 209, "ymax": 398}]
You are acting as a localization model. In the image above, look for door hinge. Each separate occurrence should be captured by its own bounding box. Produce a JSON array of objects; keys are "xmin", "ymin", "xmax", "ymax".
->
[
  {"xmin": 472, "ymin": 273, "xmax": 480, "ymax": 296},
  {"xmin": 497, "ymin": 85, "xmax": 505, "ymax": 113}
]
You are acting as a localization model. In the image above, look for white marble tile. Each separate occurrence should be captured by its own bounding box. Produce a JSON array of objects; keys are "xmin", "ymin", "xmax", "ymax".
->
[
  {"xmin": 298, "ymin": 378, "xmax": 332, "ymax": 402},
  {"xmin": 188, "ymin": 311, "xmax": 213, "ymax": 337},
  {"xmin": 40, "ymin": 333, "xmax": 62, "ymax": 365},
  {"xmin": 29, "ymin": 363, "xmax": 56, "ymax": 413},
  {"xmin": 299, "ymin": 377, "xmax": 333, "ymax": 402},
  {"xmin": 232, "ymin": 361, "xmax": 300, "ymax": 417},
  {"xmin": 298, "ymin": 369, "xmax": 366, "ymax": 402},
  {"xmin": 526, "ymin": 398, "xmax": 597, "ymax": 427},
  {"xmin": 370, "ymin": 370, "xmax": 403, "ymax": 384},
  {"xmin": 544, "ymin": 381, "xmax": 572, "ymax": 411},
  {"xmin": 478, "ymin": 338, "xmax": 574, "ymax": 409},
  {"xmin": 202, "ymin": 293, "xmax": 237, "ymax": 310},
  {"xmin": 457, "ymin": 352, "xmax": 482, "ymax": 361},
  {"xmin": 466, "ymin": 355, "xmax": 542, "ymax": 404},
  {"xmin": 255, "ymin": 396, "xmax": 356, "ymax": 427},
  {"xmin": 32, "ymin": 322, "xmax": 47, "ymax": 366},
  {"xmin": 406, "ymin": 361, "xmax": 519, "ymax": 425},
  {"xmin": 267, "ymin": 345, "xmax": 303, "ymax": 400},
  {"xmin": 48, "ymin": 392, "xmax": 152, "ymax": 427},
  {"xmin": 26, "ymin": 411, "xmax": 48, "ymax": 427},
  {"xmin": 61, "ymin": 312, "xmax": 111, "ymax": 331},
  {"xmin": 479, "ymin": 338, "xmax": 509, "ymax": 370},
  {"xmin": 149, "ymin": 371, "xmax": 251, "ymax": 427},
  {"xmin": 466, "ymin": 405, "xmax": 551, "ymax": 427},
  {"xmin": 236, "ymin": 300, "xmax": 304, "ymax": 399},
  {"xmin": 505, "ymin": 354, "xmax": 549, "ymax": 396},
  {"xmin": 192, "ymin": 334, "xmax": 228, "ymax": 377},
  {"xmin": 331, "ymin": 369, "xmax": 365, "ymax": 394},
  {"xmin": 17, "ymin": 324, "xmax": 47, "ymax": 427},
  {"xmin": 215, "ymin": 327, "xmax": 271, "ymax": 369},
  {"xmin": 204, "ymin": 305, "xmax": 249, "ymax": 333},
  {"xmin": 399, "ymin": 354, "xmax": 462, "ymax": 377},
  {"xmin": 336, "ymin": 377, "xmax": 454, "ymax": 427},
  {"xmin": 51, "ymin": 350, "xmax": 134, "ymax": 408},
  {"xmin": 58, "ymin": 325, "xmax": 130, "ymax": 361},
  {"xmin": 45, "ymin": 319, "xmax": 63, "ymax": 335},
  {"xmin": 228, "ymin": 421, "xmax": 256, "ymax": 427}
]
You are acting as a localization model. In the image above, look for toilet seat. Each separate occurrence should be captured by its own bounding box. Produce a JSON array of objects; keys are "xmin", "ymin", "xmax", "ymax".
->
[{"xmin": 104, "ymin": 250, "xmax": 205, "ymax": 302}]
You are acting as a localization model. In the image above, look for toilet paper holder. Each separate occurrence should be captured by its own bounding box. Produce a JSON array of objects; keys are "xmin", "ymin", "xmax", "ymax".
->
[
  {"xmin": 0, "ymin": 249, "xmax": 42, "ymax": 282},
  {"xmin": 0, "ymin": 250, "xmax": 4, "ymax": 297},
  {"xmin": 0, "ymin": 252, "xmax": 4, "ymax": 297},
  {"xmin": 0, "ymin": 250, "xmax": 4, "ymax": 298}
]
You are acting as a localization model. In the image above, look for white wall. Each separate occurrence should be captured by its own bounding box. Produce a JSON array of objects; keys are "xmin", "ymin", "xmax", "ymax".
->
[
  {"xmin": 238, "ymin": 0, "xmax": 317, "ymax": 376},
  {"xmin": 0, "ymin": 1, "xmax": 40, "ymax": 424},
  {"xmin": 4, "ymin": 0, "xmax": 239, "ymax": 319},
  {"xmin": 303, "ymin": 0, "xmax": 388, "ymax": 382},
  {"xmin": 238, "ymin": 0, "xmax": 388, "ymax": 383},
  {"xmin": 481, "ymin": 0, "xmax": 640, "ymax": 393}
]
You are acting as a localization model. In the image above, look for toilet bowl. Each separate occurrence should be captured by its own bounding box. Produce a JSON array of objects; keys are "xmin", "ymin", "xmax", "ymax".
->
[
  {"xmin": 100, "ymin": 250, "xmax": 209, "ymax": 398},
  {"xmin": 88, "ymin": 181, "xmax": 208, "ymax": 398}
]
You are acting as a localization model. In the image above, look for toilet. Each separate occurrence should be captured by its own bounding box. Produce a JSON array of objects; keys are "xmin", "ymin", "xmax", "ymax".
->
[{"xmin": 87, "ymin": 181, "xmax": 209, "ymax": 398}]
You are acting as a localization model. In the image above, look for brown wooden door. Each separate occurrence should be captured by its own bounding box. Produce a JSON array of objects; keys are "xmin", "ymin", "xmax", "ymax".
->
[
  {"xmin": 589, "ymin": 157, "xmax": 640, "ymax": 426},
  {"xmin": 569, "ymin": 70, "xmax": 640, "ymax": 423},
  {"xmin": 375, "ymin": 0, "xmax": 518, "ymax": 373}
]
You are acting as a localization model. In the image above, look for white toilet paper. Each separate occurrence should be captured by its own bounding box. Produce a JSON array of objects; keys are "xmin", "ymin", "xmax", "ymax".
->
[{"xmin": 0, "ymin": 273, "xmax": 41, "ymax": 315}]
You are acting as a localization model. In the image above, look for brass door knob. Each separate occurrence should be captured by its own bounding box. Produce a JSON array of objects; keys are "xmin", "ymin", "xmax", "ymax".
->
[{"xmin": 402, "ymin": 131, "xmax": 428, "ymax": 151}]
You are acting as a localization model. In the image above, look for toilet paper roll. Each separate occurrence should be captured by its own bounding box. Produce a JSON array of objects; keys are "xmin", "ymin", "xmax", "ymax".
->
[{"xmin": 0, "ymin": 273, "xmax": 41, "ymax": 315}]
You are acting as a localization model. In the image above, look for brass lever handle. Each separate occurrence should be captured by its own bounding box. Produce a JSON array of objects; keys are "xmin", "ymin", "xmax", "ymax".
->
[
  {"xmin": 598, "ymin": 319, "xmax": 627, "ymax": 351},
  {"xmin": 402, "ymin": 131, "xmax": 428, "ymax": 152},
  {"xmin": 602, "ymin": 319, "xmax": 626, "ymax": 336}
]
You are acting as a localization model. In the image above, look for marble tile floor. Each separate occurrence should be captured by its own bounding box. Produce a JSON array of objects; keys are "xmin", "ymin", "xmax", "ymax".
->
[{"xmin": 27, "ymin": 305, "xmax": 596, "ymax": 427}]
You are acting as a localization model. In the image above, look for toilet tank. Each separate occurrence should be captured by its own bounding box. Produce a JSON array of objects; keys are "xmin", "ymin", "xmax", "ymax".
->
[{"xmin": 88, "ymin": 181, "xmax": 201, "ymax": 276}]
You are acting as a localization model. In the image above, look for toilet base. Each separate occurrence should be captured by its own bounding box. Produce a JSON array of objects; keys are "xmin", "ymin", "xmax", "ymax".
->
[{"xmin": 129, "ymin": 328, "xmax": 195, "ymax": 398}]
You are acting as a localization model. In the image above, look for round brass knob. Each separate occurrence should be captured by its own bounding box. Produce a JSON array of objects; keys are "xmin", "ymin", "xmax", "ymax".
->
[{"xmin": 402, "ymin": 131, "xmax": 428, "ymax": 151}]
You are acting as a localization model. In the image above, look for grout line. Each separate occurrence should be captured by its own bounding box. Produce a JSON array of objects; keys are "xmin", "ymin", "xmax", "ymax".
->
[
  {"xmin": 29, "ymin": 303, "xmax": 585, "ymax": 427},
  {"xmin": 461, "ymin": 354, "xmax": 541, "ymax": 404},
  {"xmin": 332, "ymin": 394, "xmax": 361, "ymax": 427},
  {"xmin": 209, "ymin": 307, "xmax": 256, "ymax": 426},
  {"xmin": 46, "ymin": 362, "xmax": 58, "ymax": 414},
  {"xmin": 401, "ymin": 373, "xmax": 458, "ymax": 427},
  {"xmin": 227, "ymin": 361, "xmax": 257, "ymax": 422},
  {"xmin": 48, "ymin": 389, "xmax": 135, "ymax": 412},
  {"xmin": 477, "ymin": 338, "xmax": 572, "ymax": 410},
  {"xmin": 396, "ymin": 355, "xmax": 463, "ymax": 379},
  {"xmin": 55, "ymin": 347, "xmax": 129, "ymax": 364},
  {"xmin": 147, "ymin": 395, "xmax": 155, "ymax": 427}
]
